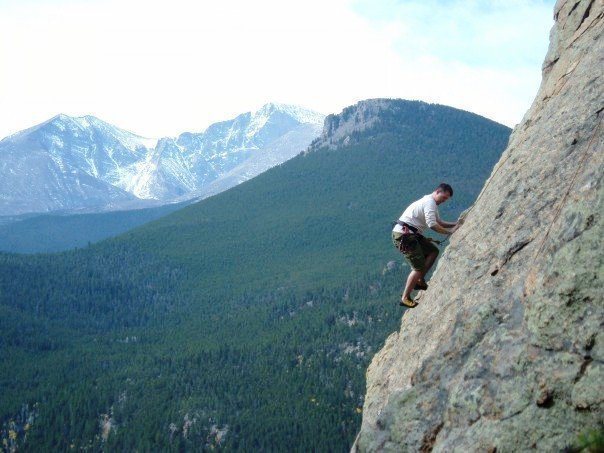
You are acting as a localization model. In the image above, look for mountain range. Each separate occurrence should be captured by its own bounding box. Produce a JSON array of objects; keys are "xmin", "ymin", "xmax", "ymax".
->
[
  {"xmin": 0, "ymin": 103, "xmax": 324, "ymax": 216},
  {"xmin": 0, "ymin": 98, "xmax": 512, "ymax": 451}
]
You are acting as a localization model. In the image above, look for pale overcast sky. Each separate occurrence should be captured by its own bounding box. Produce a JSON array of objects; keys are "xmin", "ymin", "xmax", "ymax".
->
[{"xmin": 0, "ymin": 0, "xmax": 555, "ymax": 139}]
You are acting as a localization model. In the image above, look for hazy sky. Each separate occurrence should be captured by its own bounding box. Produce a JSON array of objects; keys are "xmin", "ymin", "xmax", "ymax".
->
[{"xmin": 0, "ymin": 0, "xmax": 555, "ymax": 139}]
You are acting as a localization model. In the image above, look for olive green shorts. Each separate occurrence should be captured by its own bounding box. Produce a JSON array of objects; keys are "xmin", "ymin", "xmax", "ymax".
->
[{"xmin": 392, "ymin": 231, "xmax": 439, "ymax": 271}]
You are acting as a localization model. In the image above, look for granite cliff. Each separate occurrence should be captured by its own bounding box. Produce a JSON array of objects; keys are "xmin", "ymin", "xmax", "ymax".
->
[{"xmin": 354, "ymin": 0, "xmax": 603, "ymax": 451}]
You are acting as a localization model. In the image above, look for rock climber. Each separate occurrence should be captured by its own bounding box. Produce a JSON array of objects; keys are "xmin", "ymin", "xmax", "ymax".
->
[{"xmin": 392, "ymin": 183, "xmax": 459, "ymax": 308}]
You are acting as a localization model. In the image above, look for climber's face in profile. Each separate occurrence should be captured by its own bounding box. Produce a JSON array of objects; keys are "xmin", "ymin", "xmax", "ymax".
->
[{"xmin": 433, "ymin": 189, "xmax": 451, "ymax": 205}]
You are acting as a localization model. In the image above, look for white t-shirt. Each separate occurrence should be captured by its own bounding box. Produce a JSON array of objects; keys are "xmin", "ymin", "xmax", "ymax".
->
[{"xmin": 393, "ymin": 194, "xmax": 440, "ymax": 234}]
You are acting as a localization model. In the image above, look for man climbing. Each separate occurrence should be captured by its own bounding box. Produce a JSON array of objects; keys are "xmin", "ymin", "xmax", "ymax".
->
[{"xmin": 392, "ymin": 183, "xmax": 459, "ymax": 308}]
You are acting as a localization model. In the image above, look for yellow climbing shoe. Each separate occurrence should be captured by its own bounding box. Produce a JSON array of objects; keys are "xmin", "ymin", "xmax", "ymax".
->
[{"xmin": 400, "ymin": 296, "xmax": 418, "ymax": 308}]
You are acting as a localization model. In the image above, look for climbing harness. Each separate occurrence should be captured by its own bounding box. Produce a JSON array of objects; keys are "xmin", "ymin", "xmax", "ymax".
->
[
  {"xmin": 393, "ymin": 219, "xmax": 449, "ymax": 249},
  {"xmin": 395, "ymin": 220, "xmax": 418, "ymax": 234}
]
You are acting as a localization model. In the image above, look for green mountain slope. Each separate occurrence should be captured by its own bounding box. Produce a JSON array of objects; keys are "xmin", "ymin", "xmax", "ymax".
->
[
  {"xmin": 123, "ymin": 100, "xmax": 510, "ymax": 294},
  {"xmin": 0, "ymin": 202, "xmax": 190, "ymax": 254},
  {"xmin": 0, "ymin": 99, "xmax": 511, "ymax": 451}
]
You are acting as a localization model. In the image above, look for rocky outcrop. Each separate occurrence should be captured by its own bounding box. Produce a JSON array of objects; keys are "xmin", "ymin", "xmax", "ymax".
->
[
  {"xmin": 309, "ymin": 99, "xmax": 392, "ymax": 150},
  {"xmin": 308, "ymin": 98, "xmax": 509, "ymax": 153},
  {"xmin": 354, "ymin": 0, "xmax": 603, "ymax": 451}
]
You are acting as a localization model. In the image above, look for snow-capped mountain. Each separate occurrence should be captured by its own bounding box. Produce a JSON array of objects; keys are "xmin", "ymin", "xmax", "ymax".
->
[
  {"xmin": 0, "ymin": 114, "xmax": 155, "ymax": 215},
  {"xmin": 0, "ymin": 104, "xmax": 324, "ymax": 216},
  {"xmin": 182, "ymin": 120, "xmax": 324, "ymax": 201}
]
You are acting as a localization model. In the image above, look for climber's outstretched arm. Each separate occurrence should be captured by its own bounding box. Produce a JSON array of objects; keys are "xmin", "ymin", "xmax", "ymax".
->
[
  {"xmin": 436, "ymin": 218, "xmax": 457, "ymax": 228},
  {"xmin": 430, "ymin": 223, "xmax": 457, "ymax": 235}
]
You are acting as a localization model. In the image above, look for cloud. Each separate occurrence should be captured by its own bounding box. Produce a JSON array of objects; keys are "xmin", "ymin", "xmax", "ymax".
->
[
  {"xmin": 349, "ymin": 0, "xmax": 555, "ymax": 125},
  {"xmin": 353, "ymin": 0, "xmax": 554, "ymax": 67},
  {"xmin": 0, "ymin": 0, "xmax": 555, "ymax": 139}
]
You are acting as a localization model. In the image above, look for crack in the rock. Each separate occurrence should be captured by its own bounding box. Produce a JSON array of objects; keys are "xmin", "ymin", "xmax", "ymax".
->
[
  {"xmin": 576, "ymin": 0, "xmax": 595, "ymax": 31},
  {"xmin": 501, "ymin": 239, "xmax": 533, "ymax": 267},
  {"xmin": 500, "ymin": 406, "xmax": 528, "ymax": 421},
  {"xmin": 420, "ymin": 422, "xmax": 444, "ymax": 453},
  {"xmin": 543, "ymin": 57, "xmax": 560, "ymax": 72},
  {"xmin": 568, "ymin": 0, "xmax": 582, "ymax": 19},
  {"xmin": 567, "ymin": 7, "xmax": 603, "ymax": 48},
  {"xmin": 574, "ymin": 356, "xmax": 593, "ymax": 382}
]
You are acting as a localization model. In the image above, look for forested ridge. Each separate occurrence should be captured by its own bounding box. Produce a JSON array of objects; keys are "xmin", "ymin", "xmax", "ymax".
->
[
  {"xmin": 0, "ymin": 100, "xmax": 511, "ymax": 451},
  {"xmin": 0, "ymin": 201, "xmax": 189, "ymax": 254}
]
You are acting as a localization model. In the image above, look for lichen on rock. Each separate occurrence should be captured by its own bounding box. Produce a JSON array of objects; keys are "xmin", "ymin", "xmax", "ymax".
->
[{"xmin": 353, "ymin": 1, "xmax": 603, "ymax": 451}]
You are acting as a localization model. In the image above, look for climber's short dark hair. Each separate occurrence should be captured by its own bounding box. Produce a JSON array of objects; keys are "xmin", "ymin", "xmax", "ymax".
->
[{"xmin": 436, "ymin": 183, "xmax": 453, "ymax": 196}]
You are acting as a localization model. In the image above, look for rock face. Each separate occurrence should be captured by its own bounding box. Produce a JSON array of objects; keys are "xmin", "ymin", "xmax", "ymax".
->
[
  {"xmin": 307, "ymin": 99, "xmax": 485, "ymax": 152},
  {"xmin": 310, "ymin": 99, "xmax": 392, "ymax": 150},
  {"xmin": 354, "ymin": 1, "xmax": 603, "ymax": 451}
]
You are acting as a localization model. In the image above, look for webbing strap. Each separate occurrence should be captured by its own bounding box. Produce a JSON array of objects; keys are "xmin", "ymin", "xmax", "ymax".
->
[{"xmin": 395, "ymin": 220, "xmax": 418, "ymax": 234}]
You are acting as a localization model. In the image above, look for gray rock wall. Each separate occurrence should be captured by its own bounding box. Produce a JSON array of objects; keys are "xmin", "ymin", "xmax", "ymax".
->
[
  {"xmin": 312, "ymin": 99, "xmax": 390, "ymax": 150},
  {"xmin": 353, "ymin": 0, "xmax": 603, "ymax": 451}
]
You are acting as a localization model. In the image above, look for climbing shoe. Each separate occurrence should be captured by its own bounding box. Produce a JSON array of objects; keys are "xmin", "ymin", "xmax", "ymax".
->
[
  {"xmin": 400, "ymin": 296, "xmax": 418, "ymax": 308},
  {"xmin": 414, "ymin": 279, "xmax": 428, "ymax": 291}
]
